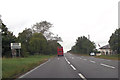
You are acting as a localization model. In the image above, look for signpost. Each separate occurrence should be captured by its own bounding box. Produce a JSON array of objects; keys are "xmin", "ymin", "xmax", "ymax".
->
[{"xmin": 11, "ymin": 43, "xmax": 21, "ymax": 57}]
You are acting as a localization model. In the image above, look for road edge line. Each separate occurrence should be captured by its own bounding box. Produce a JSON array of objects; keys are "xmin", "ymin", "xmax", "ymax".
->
[{"xmin": 19, "ymin": 59, "xmax": 50, "ymax": 78}]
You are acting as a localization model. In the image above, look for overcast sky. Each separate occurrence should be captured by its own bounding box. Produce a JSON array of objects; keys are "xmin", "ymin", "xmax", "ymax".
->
[{"xmin": 0, "ymin": 0, "xmax": 119, "ymax": 52}]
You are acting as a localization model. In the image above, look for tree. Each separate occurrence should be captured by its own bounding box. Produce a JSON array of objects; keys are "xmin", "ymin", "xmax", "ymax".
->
[
  {"xmin": 46, "ymin": 40, "xmax": 62, "ymax": 55},
  {"xmin": 32, "ymin": 21, "xmax": 52, "ymax": 34},
  {"xmin": 109, "ymin": 28, "xmax": 120, "ymax": 54},
  {"xmin": 29, "ymin": 33, "xmax": 47, "ymax": 54},
  {"xmin": 32, "ymin": 21, "xmax": 62, "ymax": 41},
  {"xmin": 0, "ymin": 22, "xmax": 16, "ymax": 57},
  {"xmin": 17, "ymin": 28, "xmax": 32, "ymax": 56},
  {"xmin": 71, "ymin": 36, "xmax": 96, "ymax": 54}
]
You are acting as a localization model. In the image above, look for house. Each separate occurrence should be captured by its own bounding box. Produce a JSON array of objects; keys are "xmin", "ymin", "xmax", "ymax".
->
[{"xmin": 98, "ymin": 44, "xmax": 112, "ymax": 55}]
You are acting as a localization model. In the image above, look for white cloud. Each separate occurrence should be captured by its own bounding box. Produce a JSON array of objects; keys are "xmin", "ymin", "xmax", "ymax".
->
[{"xmin": 0, "ymin": 0, "xmax": 118, "ymax": 52}]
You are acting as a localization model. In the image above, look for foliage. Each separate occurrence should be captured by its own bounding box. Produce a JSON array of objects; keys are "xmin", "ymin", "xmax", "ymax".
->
[
  {"xmin": 71, "ymin": 36, "xmax": 96, "ymax": 54},
  {"xmin": 32, "ymin": 21, "xmax": 62, "ymax": 41},
  {"xmin": 109, "ymin": 28, "xmax": 120, "ymax": 54},
  {"xmin": 32, "ymin": 21, "xmax": 52, "ymax": 34},
  {"xmin": 1, "ymin": 19, "xmax": 62, "ymax": 57},
  {"xmin": 29, "ymin": 33, "xmax": 47, "ymax": 54},
  {"xmin": 47, "ymin": 40, "xmax": 61, "ymax": 54},
  {"xmin": 17, "ymin": 28, "xmax": 32, "ymax": 56},
  {"xmin": 0, "ymin": 22, "xmax": 16, "ymax": 57}
]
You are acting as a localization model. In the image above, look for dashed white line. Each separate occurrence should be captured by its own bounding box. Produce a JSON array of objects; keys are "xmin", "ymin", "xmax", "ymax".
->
[
  {"xmin": 65, "ymin": 57, "xmax": 70, "ymax": 64},
  {"xmin": 83, "ymin": 59, "xmax": 87, "ymax": 61},
  {"xmin": 106, "ymin": 60, "xmax": 111, "ymax": 61},
  {"xmin": 72, "ymin": 57, "xmax": 74, "ymax": 59},
  {"xmin": 80, "ymin": 58, "xmax": 82, "ymax": 59},
  {"xmin": 65, "ymin": 57, "xmax": 87, "ymax": 79},
  {"xmin": 100, "ymin": 63, "xmax": 115, "ymax": 69},
  {"xmin": 65, "ymin": 57, "xmax": 76, "ymax": 70},
  {"xmin": 70, "ymin": 64, "xmax": 76, "ymax": 70},
  {"xmin": 65, "ymin": 57, "xmax": 67, "ymax": 61},
  {"xmin": 58, "ymin": 58, "xmax": 59, "ymax": 60},
  {"xmin": 78, "ymin": 73, "xmax": 87, "ymax": 80},
  {"xmin": 90, "ymin": 60, "xmax": 96, "ymax": 63},
  {"xmin": 67, "ymin": 60, "xmax": 70, "ymax": 64}
]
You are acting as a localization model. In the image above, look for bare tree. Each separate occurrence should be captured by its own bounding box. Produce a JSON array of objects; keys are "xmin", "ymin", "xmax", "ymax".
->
[
  {"xmin": 32, "ymin": 21, "xmax": 52, "ymax": 34},
  {"xmin": 32, "ymin": 21, "xmax": 62, "ymax": 42}
]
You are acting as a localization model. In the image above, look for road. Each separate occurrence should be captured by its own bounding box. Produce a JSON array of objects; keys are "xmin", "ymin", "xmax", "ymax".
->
[{"xmin": 18, "ymin": 53, "xmax": 119, "ymax": 80}]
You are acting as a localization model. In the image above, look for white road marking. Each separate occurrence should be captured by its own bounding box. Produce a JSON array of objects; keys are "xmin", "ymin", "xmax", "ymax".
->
[
  {"xmin": 65, "ymin": 57, "xmax": 70, "ymax": 64},
  {"xmin": 80, "ymin": 58, "xmax": 82, "ymax": 59},
  {"xmin": 19, "ymin": 59, "xmax": 50, "ymax": 78},
  {"xmin": 100, "ymin": 63, "xmax": 115, "ymax": 69},
  {"xmin": 106, "ymin": 60, "xmax": 111, "ymax": 61},
  {"xmin": 70, "ymin": 64, "xmax": 76, "ymax": 70},
  {"xmin": 78, "ymin": 73, "xmax": 87, "ymax": 80},
  {"xmin": 90, "ymin": 60, "xmax": 96, "ymax": 63},
  {"xmin": 65, "ymin": 57, "xmax": 67, "ymax": 61},
  {"xmin": 58, "ymin": 58, "xmax": 59, "ymax": 60},
  {"xmin": 72, "ymin": 57, "xmax": 74, "ymax": 59},
  {"xmin": 67, "ymin": 60, "xmax": 70, "ymax": 64},
  {"xmin": 83, "ymin": 59, "xmax": 87, "ymax": 61}
]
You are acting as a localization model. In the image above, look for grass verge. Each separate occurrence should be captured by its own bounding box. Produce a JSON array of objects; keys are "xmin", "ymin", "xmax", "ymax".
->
[{"xmin": 2, "ymin": 54, "xmax": 56, "ymax": 79}]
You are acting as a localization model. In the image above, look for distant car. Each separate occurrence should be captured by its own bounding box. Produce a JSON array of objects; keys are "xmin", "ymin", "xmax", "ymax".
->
[{"xmin": 90, "ymin": 52, "xmax": 95, "ymax": 56}]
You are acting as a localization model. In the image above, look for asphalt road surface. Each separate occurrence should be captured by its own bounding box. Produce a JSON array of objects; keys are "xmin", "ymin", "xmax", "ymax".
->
[{"xmin": 18, "ymin": 53, "xmax": 119, "ymax": 80}]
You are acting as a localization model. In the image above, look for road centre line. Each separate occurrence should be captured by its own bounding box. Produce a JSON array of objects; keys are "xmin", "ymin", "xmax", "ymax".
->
[
  {"xmin": 19, "ymin": 59, "xmax": 50, "ymax": 78},
  {"xmin": 65, "ymin": 57, "xmax": 67, "ymax": 61},
  {"xmin": 90, "ymin": 60, "xmax": 96, "ymax": 63},
  {"xmin": 83, "ymin": 59, "xmax": 87, "ymax": 61},
  {"xmin": 78, "ymin": 73, "xmax": 87, "ymax": 80},
  {"xmin": 70, "ymin": 64, "xmax": 76, "ymax": 70},
  {"xmin": 67, "ymin": 60, "xmax": 70, "ymax": 64},
  {"xmin": 65, "ymin": 56, "xmax": 87, "ymax": 79},
  {"xmin": 100, "ymin": 63, "xmax": 115, "ymax": 69},
  {"xmin": 65, "ymin": 57, "xmax": 76, "ymax": 70},
  {"xmin": 65, "ymin": 57, "xmax": 70, "ymax": 64},
  {"xmin": 72, "ymin": 57, "xmax": 74, "ymax": 59},
  {"xmin": 106, "ymin": 60, "xmax": 111, "ymax": 61}
]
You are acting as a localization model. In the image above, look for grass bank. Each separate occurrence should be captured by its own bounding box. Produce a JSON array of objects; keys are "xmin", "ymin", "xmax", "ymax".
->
[{"xmin": 2, "ymin": 54, "xmax": 56, "ymax": 79}]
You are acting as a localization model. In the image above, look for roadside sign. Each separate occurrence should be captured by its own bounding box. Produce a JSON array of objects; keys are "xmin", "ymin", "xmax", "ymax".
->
[{"xmin": 11, "ymin": 43, "xmax": 21, "ymax": 49}]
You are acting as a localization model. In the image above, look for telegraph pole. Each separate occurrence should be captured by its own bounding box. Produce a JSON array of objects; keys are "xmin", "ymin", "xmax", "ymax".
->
[
  {"xmin": 88, "ymin": 34, "xmax": 90, "ymax": 40},
  {"xmin": 0, "ymin": 15, "xmax": 2, "ymax": 80}
]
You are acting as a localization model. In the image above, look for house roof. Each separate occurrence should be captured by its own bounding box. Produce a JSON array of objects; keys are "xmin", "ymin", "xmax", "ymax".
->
[{"xmin": 99, "ymin": 44, "xmax": 110, "ymax": 49}]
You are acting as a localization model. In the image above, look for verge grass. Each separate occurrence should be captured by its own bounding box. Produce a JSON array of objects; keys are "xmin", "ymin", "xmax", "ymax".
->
[{"xmin": 2, "ymin": 54, "xmax": 56, "ymax": 78}]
